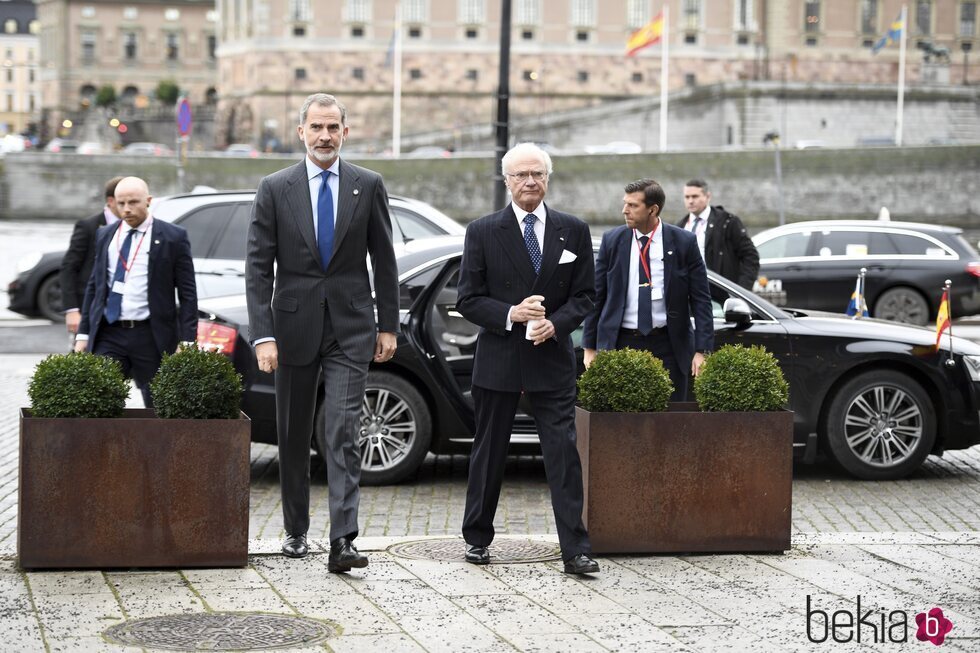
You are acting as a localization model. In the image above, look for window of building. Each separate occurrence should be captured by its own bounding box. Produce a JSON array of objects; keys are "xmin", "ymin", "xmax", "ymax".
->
[
  {"xmin": 4, "ymin": 19, "xmax": 17, "ymax": 34},
  {"xmin": 408, "ymin": 26, "xmax": 422, "ymax": 38},
  {"xmin": 6, "ymin": 94, "xmax": 13, "ymax": 112},
  {"xmin": 29, "ymin": 94, "xmax": 35, "ymax": 111},
  {"xmin": 570, "ymin": 0, "xmax": 596, "ymax": 27},
  {"xmin": 684, "ymin": 72, "xmax": 697, "ymax": 86},
  {"xmin": 123, "ymin": 7, "xmax": 138, "ymax": 20},
  {"xmin": 522, "ymin": 69, "xmax": 534, "ymax": 81},
  {"xmin": 806, "ymin": 36, "xmax": 818, "ymax": 46},
  {"xmin": 409, "ymin": 68, "xmax": 422, "ymax": 79},
  {"xmin": 207, "ymin": 34, "xmax": 217, "ymax": 59},
  {"xmin": 81, "ymin": 32, "xmax": 96, "ymax": 63},
  {"xmin": 577, "ymin": 70, "xmax": 589, "ymax": 82},
  {"xmin": 516, "ymin": 0, "xmax": 540, "ymax": 26},
  {"xmin": 683, "ymin": 0, "xmax": 701, "ymax": 31},
  {"xmin": 351, "ymin": 25, "xmax": 364, "ymax": 37},
  {"xmin": 124, "ymin": 32, "xmax": 137, "ymax": 60},
  {"xmin": 631, "ymin": 71, "xmax": 643, "ymax": 82},
  {"xmin": 352, "ymin": 66, "xmax": 364, "ymax": 80},
  {"xmin": 735, "ymin": 0, "xmax": 754, "ymax": 32},
  {"xmin": 290, "ymin": 0, "xmax": 311, "ymax": 22},
  {"xmin": 737, "ymin": 33, "xmax": 750, "ymax": 45},
  {"xmin": 28, "ymin": 48, "xmax": 34, "ymax": 61},
  {"xmin": 576, "ymin": 30, "xmax": 589, "ymax": 42},
  {"xmin": 166, "ymin": 33, "xmax": 179, "ymax": 60},
  {"xmin": 29, "ymin": 20, "xmax": 39, "ymax": 34},
  {"xmin": 684, "ymin": 33, "xmax": 697, "ymax": 44},
  {"xmin": 5, "ymin": 69, "xmax": 11, "ymax": 83},
  {"xmin": 164, "ymin": 8, "xmax": 180, "ymax": 21},
  {"xmin": 805, "ymin": 1, "xmax": 820, "ymax": 32},
  {"xmin": 293, "ymin": 26, "xmax": 306, "ymax": 36},
  {"xmin": 860, "ymin": 0, "xmax": 877, "ymax": 34},
  {"xmin": 626, "ymin": 0, "xmax": 647, "ymax": 29},
  {"xmin": 403, "ymin": 0, "xmax": 426, "ymax": 23},
  {"xmin": 206, "ymin": 10, "xmax": 218, "ymax": 22},
  {"xmin": 459, "ymin": 0, "xmax": 485, "ymax": 24},
  {"xmin": 29, "ymin": 68, "xmax": 35, "ymax": 83},
  {"xmin": 960, "ymin": 1, "xmax": 976, "ymax": 37},
  {"xmin": 81, "ymin": 6, "xmax": 95, "ymax": 18},
  {"xmin": 466, "ymin": 68, "xmax": 478, "ymax": 80},
  {"xmin": 915, "ymin": 0, "xmax": 931, "ymax": 35},
  {"xmin": 465, "ymin": 27, "xmax": 478, "ymax": 39},
  {"xmin": 345, "ymin": 0, "xmax": 371, "ymax": 23},
  {"xmin": 5, "ymin": 48, "xmax": 12, "ymax": 60},
  {"xmin": 295, "ymin": 67, "xmax": 307, "ymax": 80},
  {"xmin": 522, "ymin": 29, "xmax": 534, "ymax": 40}
]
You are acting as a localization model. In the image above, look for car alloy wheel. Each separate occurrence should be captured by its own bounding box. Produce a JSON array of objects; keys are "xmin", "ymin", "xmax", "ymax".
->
[
  {"xmin": 825, "ymin": 371, "xmax": 936, "ymax": 480},
  {"xmin": 38, "ymin": 274, "xmax": 64, "ymax": 322},
  {"xmin": 873, "ymin": 286, "xmax": 930, "ymax": 326},
  {"xmin": 356, "ymin": 371, "xmax": 432, "ymax": 485}
]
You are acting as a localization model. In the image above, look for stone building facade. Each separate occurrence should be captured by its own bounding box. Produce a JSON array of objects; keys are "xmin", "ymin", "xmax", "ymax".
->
[
  {"xmin": 0, "ymin": 0, "xmax": 40, "ymax": 136},
  {"xmin": 216, "ymin": 0, "xmax": 979, "ymax": 151}
]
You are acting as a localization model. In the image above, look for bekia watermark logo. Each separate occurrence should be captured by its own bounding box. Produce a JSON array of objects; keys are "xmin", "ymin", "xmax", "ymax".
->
[{"xmin": 806, "ymin": 596, "xmax": 954, "ymax": 645}]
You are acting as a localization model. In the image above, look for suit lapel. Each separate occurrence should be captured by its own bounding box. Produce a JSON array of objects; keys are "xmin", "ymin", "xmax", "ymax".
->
[
  {"xmin": 332, "ymin": 159, "xmax": 361, "ymax": 256},
  {"xmin": 618, "ymin": 227, "xmax": 632, "ymax": 291},
  {"xmin": 533, "ymin": 205, "xmax": 565, "ymax": 290},
  {"xmin": 494, "ymin": 207, "xmax": 538, "ymax": 288},
  {"xmin": 662, "ymin": 222, "xmax": 676, "ymax": 296},
  {"xmin": 283, "ymin": 160, "xmax": 319, "ymax": 265},
  {"xmin": 704, "ymin": 207, "xmax": 719, "ymax": 253}
]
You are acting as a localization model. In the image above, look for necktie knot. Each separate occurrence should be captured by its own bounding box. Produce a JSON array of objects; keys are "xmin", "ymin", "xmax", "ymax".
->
[
  {"xmin": 639, "ymin": 235, "xmax": 649, "ymax": 247},
  {"xmin": 523, "ymin": 214, "xmax": 536, "ymax": 227}
]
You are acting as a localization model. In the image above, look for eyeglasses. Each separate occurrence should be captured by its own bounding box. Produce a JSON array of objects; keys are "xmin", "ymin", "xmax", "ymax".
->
[{"xmin": 505, "ymin": 170, "xmax": 548, "ymax": 182}]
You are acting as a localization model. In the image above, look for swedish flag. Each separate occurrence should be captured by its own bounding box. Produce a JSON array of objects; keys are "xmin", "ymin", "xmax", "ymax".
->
[
  {"xmin": 845, "ymin": 274, "xmax": 869, "ymax": 318},
  {"xmin": 871, "ymin": 13, "xmax": 904, "ymax": 54}
]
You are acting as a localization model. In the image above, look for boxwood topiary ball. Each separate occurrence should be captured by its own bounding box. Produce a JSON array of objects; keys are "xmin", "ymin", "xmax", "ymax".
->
[
  {"xmin": 577, "ymin": 347, "xmax": 673, "ymax": 413},
  {"xmin": 28, "ymin": 352, "xmax": 129, "ymax": 418},
  {"xmin": 150, "ymin": 346, "xmax": 243, "ymax": 419},
  {"xmin": 694, "ymin": 344, "xmax": 789, "ymax": 412}
]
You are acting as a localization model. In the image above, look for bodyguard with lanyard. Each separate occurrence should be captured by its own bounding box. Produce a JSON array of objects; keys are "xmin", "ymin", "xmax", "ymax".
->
[
  {"xmin": 75, "ymin": 176, "xmax": 198, "ymax": 407},
  {"xmin": 583, "ymin": 178, "xmax": 714, "ymax": 401}
]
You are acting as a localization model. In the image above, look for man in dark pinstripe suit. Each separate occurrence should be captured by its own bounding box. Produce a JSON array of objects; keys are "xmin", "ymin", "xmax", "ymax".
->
[
  {"xmin": 456, "ymin": 143, "xmax": 600, "ymax": 575},
  {"xmin": 245, "ymin": 93, "xmax": 399, "ymax": 571}
]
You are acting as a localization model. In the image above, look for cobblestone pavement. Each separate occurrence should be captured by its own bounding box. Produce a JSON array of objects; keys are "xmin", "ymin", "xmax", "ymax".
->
[{"xmin": 3, "ymin": 353, "xmax": 980, "ymax": 549}]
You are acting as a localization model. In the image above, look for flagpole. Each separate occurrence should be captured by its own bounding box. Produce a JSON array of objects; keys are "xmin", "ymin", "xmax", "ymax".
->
[
  {"xmin": 895, "ymin": 4, "xmax": 907, "ymax": 147},
  {"xmin": 392, "ymin": 2, "xmax": 403, "ymax": 158},
  {"xmin": 659, "ymin": 4, "xmax": 669, "ymax": 152},
  {"xmin": 945, "ymin": 279, "xmax": 954, "ymax": 361}
]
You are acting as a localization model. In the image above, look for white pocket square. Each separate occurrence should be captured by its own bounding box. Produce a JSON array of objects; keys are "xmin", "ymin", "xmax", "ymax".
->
[{"xmin": 558, "ymin": 249, "xmax": 577, "ymax": 264}]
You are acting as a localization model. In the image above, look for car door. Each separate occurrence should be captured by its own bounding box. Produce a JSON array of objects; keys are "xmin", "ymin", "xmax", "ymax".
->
[
  {"xmin": 172, "ymin": 202, "xmax": 242, "ymax": 299},
  {"xmin": 204, "ymin": 204, "xmax": 251, "ymax": 297},
  {"xmin": 806, "ymin": 228, "xmax": 897, "ymax": 313}
]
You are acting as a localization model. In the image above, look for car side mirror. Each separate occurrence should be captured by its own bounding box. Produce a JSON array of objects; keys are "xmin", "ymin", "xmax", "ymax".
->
[{"xmin": 723, "ymin": 298, "xmax": 752, "ymax": 326}]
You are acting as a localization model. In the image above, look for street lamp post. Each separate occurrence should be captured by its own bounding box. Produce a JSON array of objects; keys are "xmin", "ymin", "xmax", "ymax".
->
[
  {"xmin": 763, "ymin": 131, "xmax": 785, "ymax": 227},
  {"xmin": 492, "ymin": 0, "xmax": 512, "ymax": 211}
]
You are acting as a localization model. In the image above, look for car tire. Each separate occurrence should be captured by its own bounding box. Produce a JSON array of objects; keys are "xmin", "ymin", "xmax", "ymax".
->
[
  {"xmin": 873, "ymin": 287, "xmax": 930, "ymax": 326},
  {"xmin": 312, "ymin": 371, "xmax": 432, "ymax": 486},
  {"xmin": 37, "ymin": 274, "xmax": 64, "ymax": 322},
  {"xmin": 824, "ymin": 370, "xmax": 936, "ymax": 480}
]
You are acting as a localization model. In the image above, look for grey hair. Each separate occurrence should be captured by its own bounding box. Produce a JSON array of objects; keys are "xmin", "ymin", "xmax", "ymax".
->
[
  {"xmin": 299, "ymin": 93, "xmax": 347, "ymax": 126},
  {"xmin": 501, "ymin": 142, "xmax": 553, "ymax": 176}
]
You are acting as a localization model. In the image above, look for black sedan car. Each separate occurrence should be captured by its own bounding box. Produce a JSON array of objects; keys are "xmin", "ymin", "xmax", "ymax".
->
[
  {"xmin": 752, "ymin": 220, "xmax": 980, "ymax": 326},
  {"xmin": 197, "ymin": 236, "xmax": 980, "ymax": 483}
]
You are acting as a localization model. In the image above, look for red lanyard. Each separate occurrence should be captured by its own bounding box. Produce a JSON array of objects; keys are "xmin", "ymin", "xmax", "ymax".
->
[
  {"xmin": 634, "ymin": 230, "xmax": 654, "ymax": 285},
  {"xmin": 114, "ymin": 221, "xmax": 148, "ymax": 281}
]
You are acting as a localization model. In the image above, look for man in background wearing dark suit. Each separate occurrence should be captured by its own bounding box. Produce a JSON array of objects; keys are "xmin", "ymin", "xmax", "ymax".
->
[
  {"xmin": 456, "ymin": 142, "xmax": 600, "ymax": 575},
  {"xmin": 74, "ymin": 176, "xmax": 198, "ymax": 407},
  {"xmin": 61, "ymin": 176, "xmax": 124, "ymax": 335},
  {"xmin": 245, "ymin": 93, "xmax": 399, "ymax": 571},
  {"xmin": 678, "ymin": 179, "xmax": 759, "ymax": 289},
  {"xmin": 584, "ymin": 179, "xmax": 714, "ymax": 401}
]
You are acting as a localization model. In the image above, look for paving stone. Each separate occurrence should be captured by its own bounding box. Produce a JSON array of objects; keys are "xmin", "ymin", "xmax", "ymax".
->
[
  {"xmin": 452, "ymin": 594, "xmax": 576, "ymax": 636},
  {"xmin": 288, "ymin": 593, "xmax": 400, "ymax": 636},
  {"xmin": 188, "ymin": 586, "xmax": 294, "ymax": 614},
  {"xmin": 352, "ymin": 579, "xmax": 462, "ymax": 618},
  {"xmin": 329, "ymin": 633, "xmax": 427, "ymax": 653},
  {"xmin": 505, "ymin": 631, "xmax": 607, "ymax": 652},
  {"xmin": 397, "ymin": 613, "xmax": 516, "ymax": 652}
]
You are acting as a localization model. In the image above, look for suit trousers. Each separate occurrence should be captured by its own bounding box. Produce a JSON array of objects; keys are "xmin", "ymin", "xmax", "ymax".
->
[
  {"xmin": 274, "ymin": 310, "xmax": 368, "ymax": 542},
  {"xmin": 463, "ymin": 384, "xmax": 592, "ymax": 561},
  {"xmin": 92, "ymin": 320, "xmax": 158, "ymax": 407},
  {"xmin": 616, "ymin": 328, "xmax": 687, "ymax": 401}
]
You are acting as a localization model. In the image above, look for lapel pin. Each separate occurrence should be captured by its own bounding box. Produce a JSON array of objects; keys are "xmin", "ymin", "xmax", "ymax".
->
[
  {"xmin": 667, "ymin": 250, "xmax": 673, "ymax": 255},
  {"xmin": 560, "ymin": 237, "xmax": 565, "ymax": 242},
  {"xmin": 353, "ymin": 189, "xmax": 360, "ymax": 196},
  {"xmin": 154, "ymin": 240, "xmax": 160, "ymax": 245}
]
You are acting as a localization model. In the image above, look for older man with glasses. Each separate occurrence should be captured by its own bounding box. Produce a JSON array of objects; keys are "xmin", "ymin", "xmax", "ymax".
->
[{"xmin": 455, "ymin": 142, "xmax": 600, "ymax": 575}]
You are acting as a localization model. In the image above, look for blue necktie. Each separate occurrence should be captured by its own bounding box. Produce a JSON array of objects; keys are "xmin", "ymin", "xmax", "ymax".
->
[
  {"xmin": 317, "ymin": 170, "xmax": 334, "ymax": 271},
  {"xmin": 523, "ymin": 214, "xmax": 541, "ymax": 275},
  {"xmin": 104, "ymin": 228, "xmax": 135, "ymax": 323},
  {"xmin": 637, "ymin": 235, "xmax": 653, "ymax": 335}
]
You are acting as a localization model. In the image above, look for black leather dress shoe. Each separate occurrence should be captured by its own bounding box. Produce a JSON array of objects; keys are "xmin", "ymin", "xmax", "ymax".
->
[
  {"xmin": 282, "ymin": 534, "xmax": 308, "ymax": 558},
  {"xmin": 563, "ymin": 554, "xmax": 600, "ymax": 575},
  {"xmin": 464, "ymin": 545, "xmax": 490, "ymax": 565},
  {"xmin": 328, "ymin": 537, "xmax": 369, "ymax": 573}
]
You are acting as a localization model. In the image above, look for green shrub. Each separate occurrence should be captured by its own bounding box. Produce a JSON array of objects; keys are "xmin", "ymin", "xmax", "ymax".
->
[
  {"xmin": 693, "ymin": 344, "xmax": 789, "ymax": 412},
  {"xmin": 577, "ymin": 348, "xmax": 673, "ymax": 412},
  {"xmin": 150, "ymin": 346, "xmax": 243, "ymax": 419},
  {"xmin": 28, "ymin": 352, "xmax": 129, "ymax": 418}
]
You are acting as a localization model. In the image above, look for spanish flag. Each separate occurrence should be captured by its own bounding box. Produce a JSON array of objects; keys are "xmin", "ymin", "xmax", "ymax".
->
[
  {"xmin": 626, "ymin": 11, "xmax": 665, "ymax": 57},
  {"xmin": 936, "ymin": 289, "xmax": 951, "ymax": 348}
]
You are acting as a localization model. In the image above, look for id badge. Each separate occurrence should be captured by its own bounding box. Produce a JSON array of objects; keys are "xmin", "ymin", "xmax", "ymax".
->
[
  {"xmin": 112, "ymin": 280, "xmax": 126, "ymax": 294},
  {"xmin": 650, "ymin": 286, "xmax": 663, "ymax": 301}
]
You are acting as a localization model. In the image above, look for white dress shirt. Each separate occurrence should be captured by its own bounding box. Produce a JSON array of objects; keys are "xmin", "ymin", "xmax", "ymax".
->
[
  {"xmin": 622, "ymin": 223, "xmax": 667, "ymax": 330},
  {"xmin": 108, "ymin": 218, "xmax": 152, "ymax": 321},
  {"xmin": 306, "ymin": 156, "xmax": 340, "ymax": 240},
  {"xmin": 505, "ymin": 201, "xmax": 546, "ymax": 330},
  {"xmin": 685, "ymin": 205, "xmax": 710, "ymax": 259}
]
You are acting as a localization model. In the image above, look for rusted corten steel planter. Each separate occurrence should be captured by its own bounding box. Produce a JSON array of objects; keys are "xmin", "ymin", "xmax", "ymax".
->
[
  {"xmin": 18, "ymin": 408, "xmax": 250, "ymax": 569},
  {"xmin": 575, "ymin": 403, "xmax": 793, "ymax": 554}
]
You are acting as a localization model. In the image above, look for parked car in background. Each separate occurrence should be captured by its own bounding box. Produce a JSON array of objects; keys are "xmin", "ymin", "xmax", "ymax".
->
[
  {"xmin": 5, "ymin": 191, "xmax": 465, "ymax": 321},
  {"xmin": 121, "ymin": 142, "xmax": 174, "ymax": 156},
  {"xmin": 752, "ymin": 220, "xmax": 980, "ymax": 326},
  {"xmin": 223, "ymin": 144, "xmax": 260, "ymax": 158},
  {"xmin": 43, "ymin": 138, "xmax": 79, "ymax": 153},
  {"xmin": 197, "ymin": 236, "xmax": 980, "ymax": 484},
  {"xmin": 77, "ymin": 141, "xmax": 111, "ymax": 155},
  {"xmin": 0, "ymin": 133, "xmax": 31, "ymax": 154}
]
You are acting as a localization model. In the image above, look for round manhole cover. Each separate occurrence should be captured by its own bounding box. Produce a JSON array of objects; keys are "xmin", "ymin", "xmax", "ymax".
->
[
  {"xmin": 103, "ymin": 613, "xmax": 337, "ymax": 651},
  {"xmin": 388, "ymin": 538, "xmax": 560, "ymax": 563}
]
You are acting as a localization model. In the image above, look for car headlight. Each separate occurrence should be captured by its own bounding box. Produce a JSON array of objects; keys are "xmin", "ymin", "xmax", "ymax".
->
[
  {"xmin": 963, "ymin": 355, "xmax": 980, "ymax": 382},
  {"xmin": 15, "ymin": 252, "xmax": 43, "ymax": 274}
]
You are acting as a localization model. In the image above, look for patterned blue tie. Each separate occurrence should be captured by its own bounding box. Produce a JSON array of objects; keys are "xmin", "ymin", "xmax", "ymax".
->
[
  {"xmin": 523, "ymin": 214, "xmax": 541, "ymax": 275},
  {"xmin": 104, "ymin": 228, "xmax": 135, "ymax": 323},
  {"xmin": 317, "ymin": 170, "xmax": 334, "ymax": 271},
  {"xmin": 637, "ymin": 235, "xmax": 653, "ymax": 335}
]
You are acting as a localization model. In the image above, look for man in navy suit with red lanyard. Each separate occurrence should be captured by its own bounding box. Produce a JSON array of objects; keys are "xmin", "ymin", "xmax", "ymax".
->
[
  {"xmin": 456, "ymin": 142, "xmax": 599, "ymax": 575},
  {"xmin": 583, "ymin": 179, "xmax": 713, "ymax": 401},
  {"xmin": 75, "ymin": 176, "xmax": 198, "ymax": 407}
]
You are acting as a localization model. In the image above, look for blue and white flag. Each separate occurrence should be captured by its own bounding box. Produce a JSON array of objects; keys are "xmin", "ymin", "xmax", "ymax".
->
[
  {"xmin": 845, "ymin": 273, "xmax": 869, "ymax": 318},
  {"xmin": 871, "ymin": 12, "xmax": 904, "ymax": 54}
]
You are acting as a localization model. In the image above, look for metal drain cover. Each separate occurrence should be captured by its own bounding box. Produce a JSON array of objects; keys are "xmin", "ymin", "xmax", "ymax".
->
[
  {"xmin": 103, "ymin": 613, "xmax": 337, "ymax": 651},
  {"xmin": 388, "ymin": 538, "xmax": 560, "ymax": 563}
]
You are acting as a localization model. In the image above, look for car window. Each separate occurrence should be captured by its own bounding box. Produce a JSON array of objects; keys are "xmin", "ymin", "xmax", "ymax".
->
[
  {"xmin": 814, "ymin": 230, "xmax": 892, "ymax": 257},
  {"xmin": 211, "ymin": 204, "xmax": 250, "ymax": 260},
  {"xmin": 400, "ymin": 264, "xmax": 441, "ymax": 310},
  {"xmin": 886, "ymin": 232, "xmax": 953, "ymax": 256},
  {"xmin": 174, "ymin": 204, "xmax": 236, "ymax": 258},
  {"xmin": 757, "ymin": 232, "xmax": 810, "ymax": 259},
  {"xmin": 393, "ymin": 207, "xmax": 446, "ymax": 240}
]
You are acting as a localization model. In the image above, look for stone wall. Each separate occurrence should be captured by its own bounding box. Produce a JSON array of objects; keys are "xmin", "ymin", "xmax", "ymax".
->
[{"xmin": 2, "ymin": 145, "xmax": 978, "ymax": 228}]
